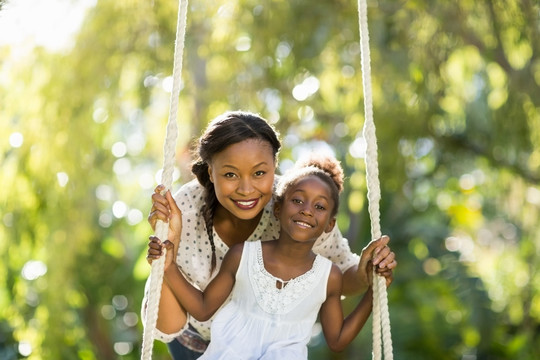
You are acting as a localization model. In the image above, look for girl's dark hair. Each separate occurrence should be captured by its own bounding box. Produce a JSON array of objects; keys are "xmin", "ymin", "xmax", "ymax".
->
[
  {"xmin": 191, "ymin": 111, "xmax": 281, "ymax": 272},
  {"xmin": 275, "ymin": 153, "xmax": 344, "ymax": 217}
]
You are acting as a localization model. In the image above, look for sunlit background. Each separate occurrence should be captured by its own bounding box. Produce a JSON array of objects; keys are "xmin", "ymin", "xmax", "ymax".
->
[
  {"xmin": 1, "ymin": 0, "xmax": 539, "ymax": 359},
  {"xmin": 0, "ymin": 0, "xmax": 95, "ymax": 51}
]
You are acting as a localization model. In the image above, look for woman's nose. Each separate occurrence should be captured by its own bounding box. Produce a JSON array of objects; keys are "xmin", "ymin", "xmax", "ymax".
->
[{"xmin": 236, "ymin": 178, "xmax": 254, "ymax": 195}]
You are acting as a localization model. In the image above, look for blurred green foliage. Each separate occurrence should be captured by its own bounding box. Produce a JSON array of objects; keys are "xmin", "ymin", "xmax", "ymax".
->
[{"xmin": 1, "ymin": 0, "xmax": 538, "ymax": 359}]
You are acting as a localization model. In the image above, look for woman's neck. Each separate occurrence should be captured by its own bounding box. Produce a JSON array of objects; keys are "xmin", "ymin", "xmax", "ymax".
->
[{"xmin": 213, "ymin": 205, "xmax": 263, "ymax": 247}]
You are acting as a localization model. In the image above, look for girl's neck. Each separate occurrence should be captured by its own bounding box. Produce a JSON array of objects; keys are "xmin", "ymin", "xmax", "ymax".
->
[
  {"xmin": 213, "ymin": 205, "xmax": 263, "ymax": 247},
  {"xmin": 262, "ymin": 240, "xmax": 317, "ymax": 281},
  {"xmin": 274, "ymin": 239, "xmax": 316, "ymax": 264}
]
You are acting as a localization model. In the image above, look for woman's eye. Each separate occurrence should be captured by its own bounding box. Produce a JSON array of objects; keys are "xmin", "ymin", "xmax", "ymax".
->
[
  {"xmin": 224, "ymin": 172, "xmax": 237, "ymax": 178},
  {"xmin": 254, "ymin": 170, "xmax": 266, "ymax": 177}
]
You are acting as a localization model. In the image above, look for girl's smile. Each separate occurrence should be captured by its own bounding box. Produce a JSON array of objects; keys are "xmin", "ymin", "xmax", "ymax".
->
[{"xmin": 292, "ymin": 219, "xmax": 314, "ymax": 228}]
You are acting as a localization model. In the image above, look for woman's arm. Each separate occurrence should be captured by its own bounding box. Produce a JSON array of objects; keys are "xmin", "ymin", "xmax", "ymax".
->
[
  {"xmin": 342, "ymin": 235, "xmax": 396, "ymax": 296},
  {"xmin": 145, "ymin": 185, "xmax": 188, "ymax": 335},
  {"xmin": 319, "ymin": 265, "xmax": 374, "ymax": 352},
  {"xmin": 145, "ymin": 237, "xmax": 187, "ymax": 335},
  {"xmin": 142, "ymin": 280, "xmax": 187, "ymax": 335}
]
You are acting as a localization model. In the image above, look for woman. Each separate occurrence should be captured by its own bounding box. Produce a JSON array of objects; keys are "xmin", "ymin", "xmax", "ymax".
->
[{"xmin": 144, "ymin": 110, "xmax": 396, "ymax": 359}]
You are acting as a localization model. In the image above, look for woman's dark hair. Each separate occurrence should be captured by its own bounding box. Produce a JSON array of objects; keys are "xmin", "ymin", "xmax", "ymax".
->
[
  {"xmin": 191, "ymin": 111, "xmax": 281, "ymax": 272},
  {"xmin": 275, "ymin": 153, "xmax": 344, "ymax": 218}
]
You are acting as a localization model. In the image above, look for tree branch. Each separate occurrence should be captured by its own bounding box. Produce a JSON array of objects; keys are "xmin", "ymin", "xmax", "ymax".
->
[{"xmin": 438, "ymin": 133, "xmax": 540, "ymax": 184}]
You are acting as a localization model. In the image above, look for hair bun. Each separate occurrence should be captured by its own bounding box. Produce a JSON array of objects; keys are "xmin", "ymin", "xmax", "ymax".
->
[{"xmin": 295, "ymin": 153, "xmax": 344, "ymax": 193}]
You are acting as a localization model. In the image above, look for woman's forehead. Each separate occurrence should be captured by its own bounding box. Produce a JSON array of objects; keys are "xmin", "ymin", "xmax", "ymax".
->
[{"xmin": 212, "ymin": 139, "xmax": 275, "ymax": 165}]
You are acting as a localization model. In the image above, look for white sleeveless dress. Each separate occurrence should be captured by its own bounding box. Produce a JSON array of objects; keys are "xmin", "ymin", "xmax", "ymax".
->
[{"xmin": 199, "ymin": 240, "xmax": 333, "ymax": 360}]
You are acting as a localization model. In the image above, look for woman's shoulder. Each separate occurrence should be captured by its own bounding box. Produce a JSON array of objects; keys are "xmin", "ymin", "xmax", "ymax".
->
[{"xmin": 172, "ymin": 178, "xmax": 205, "ymax": 212}]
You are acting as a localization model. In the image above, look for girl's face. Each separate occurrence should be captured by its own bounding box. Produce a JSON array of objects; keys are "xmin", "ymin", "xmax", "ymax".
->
[
  {"xmin": 274, "ymin": 175, "xmax": 336, "ymax": 243},
  {"xmin": 208, "ymin": 139, "xmax": 276, "ymax": 221}
]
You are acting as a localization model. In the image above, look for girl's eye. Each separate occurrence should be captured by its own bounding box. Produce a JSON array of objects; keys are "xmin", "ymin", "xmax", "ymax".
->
[
  {"xmin": 291, "ymin": 198, "xmax": 302, "ymax": 204},
  {"xmin": 224, "ymin": 172, "xmax": 237, "ymax": 178},
  {"xmin": 315, "ymin": 204, "xmax": 326, "ymax": 211},
  {"xmin": 254, "ymin": 170, "xmax": 266, "ymax": 177}
]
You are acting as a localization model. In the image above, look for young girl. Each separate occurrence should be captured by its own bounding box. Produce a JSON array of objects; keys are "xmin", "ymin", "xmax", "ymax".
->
[{"xmin": 148, "ymin": 153, "xmax": 390, "ymax": 359}]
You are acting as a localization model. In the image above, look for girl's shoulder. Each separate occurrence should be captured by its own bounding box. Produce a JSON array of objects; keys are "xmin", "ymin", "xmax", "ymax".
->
[
  {"xmin": 229, "ymin": 241, "xmax": 246, "ymax": 255},
  {"xmin": 325, "ymin": 262, "xmax": 343, "ymax": 295},
  {"xmin": 224, "ymin": 242, "xmax": 246, "ymax": 266}
]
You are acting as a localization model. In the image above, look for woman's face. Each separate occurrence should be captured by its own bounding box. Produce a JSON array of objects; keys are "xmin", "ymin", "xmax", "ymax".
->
[{"xmin": 208, "ymin": 139, "xmax": 276, "ymax": 220}]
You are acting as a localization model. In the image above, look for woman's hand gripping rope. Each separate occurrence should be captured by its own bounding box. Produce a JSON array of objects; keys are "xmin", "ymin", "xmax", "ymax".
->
[
  {"xmin": 147, "ymin": 189, "xmax": 183, "ymax": 272},
  {"xmin": 359, "ymin": 235, "xmax": 396, "ymax": 288}
]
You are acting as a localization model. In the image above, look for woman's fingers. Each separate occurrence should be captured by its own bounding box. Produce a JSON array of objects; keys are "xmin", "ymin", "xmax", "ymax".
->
[
  {"xmin": 374, "ymin": 248, "xmax": 396, "ymax": 270},
  {"xmin": 165, "ymin": 190, "xmax": 181, "ymax": 215},
  {"xmin": 148, "ymin": 186, "xmax": 171, "ymax": 229}
]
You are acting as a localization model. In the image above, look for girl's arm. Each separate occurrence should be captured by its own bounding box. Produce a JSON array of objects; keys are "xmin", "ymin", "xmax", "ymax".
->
[
  {"xmin": 163, "ymin": 242, "xmax": 242, "ymax": 321},
  {"xmin": 148, "ymin": 187, "xmax": 239, "ymax": 322},
  {"xmin": 319, "ymin": 265, "xmax": 374, "ymax": 352}
]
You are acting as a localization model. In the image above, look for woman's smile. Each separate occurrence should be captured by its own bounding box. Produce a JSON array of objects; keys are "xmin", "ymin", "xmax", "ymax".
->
[{"xmin": 233, "ymin": 198, "xmax": 260, "ymax": 210}]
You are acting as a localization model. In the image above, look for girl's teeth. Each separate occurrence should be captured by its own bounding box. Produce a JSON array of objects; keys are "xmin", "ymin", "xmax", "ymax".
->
[{"xmin": 295, "ymin": 221, "xmax": 312, "ymax": 228}]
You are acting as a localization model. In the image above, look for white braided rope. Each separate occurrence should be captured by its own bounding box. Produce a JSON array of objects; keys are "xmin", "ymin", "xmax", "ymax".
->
[
  {"xmin": 140, "ymin": 1, "xmax": 189, "ymax": 359},
  {"xmin": 357, "ymin": 0, "xmax": 394, "ymax": 359}
]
